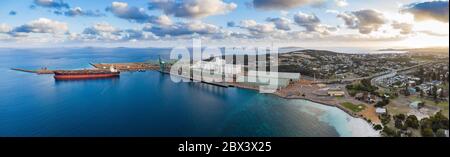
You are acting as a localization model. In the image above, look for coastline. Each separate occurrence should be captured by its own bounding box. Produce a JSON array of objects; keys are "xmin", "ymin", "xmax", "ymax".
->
[
  {"xmin": 229, "ymin": 82, "xmax": 363, "ymax": 119},
  {"xmin": 224, "ymin": 81, "xmax": 380, "ymax": 137},
  {"xmin": 163, "ymin": 72, "xmax": 369, "ymax": 120}
]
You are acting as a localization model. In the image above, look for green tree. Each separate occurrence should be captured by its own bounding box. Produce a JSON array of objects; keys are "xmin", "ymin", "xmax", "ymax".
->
[
  {"xmin": 436, "ymin": 129, "xmax": 447, "ymax": 137},
  {"xmin": 405, "ymin": 115, "xmax": 419, "ymax": 129},
  {"xmin": 430, "ymin": 111, "xmax": 449, "ymax": 131},
  {"xmin": 394, "ymin": 114, "xmax": 406, "ymax": 121},
  {"xmin": 432, "ymin": 85, "xmax": 438, "ymax": 100},
  {"xmin": 421, "ymin": 128, "xmax": 434, "ymax": 137},
  {"xmin": 383, "ymin": 126, "xmax": 400, "ymax": 137},
  {"xmin": 420, "ymin": 118, "xmax": 432, "ymax": 130},
  {"xmin": 373, "ymin": 124, "xmax": 383, "ymax": 131},
  {"xmin": 380, "ymin": 114, "xmax": 391, "ymax": 126}
]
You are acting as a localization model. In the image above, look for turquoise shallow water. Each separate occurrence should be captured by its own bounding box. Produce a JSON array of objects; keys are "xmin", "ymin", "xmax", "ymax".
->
[{"xmin": 0, "ymin": 48, "xmax": 378, "ymax": 137}]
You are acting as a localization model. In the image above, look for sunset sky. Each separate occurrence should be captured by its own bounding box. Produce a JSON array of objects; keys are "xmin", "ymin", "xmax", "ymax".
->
[{"xmin": 0, "ymin": 0, "xmax": 448, "ymax": 48}]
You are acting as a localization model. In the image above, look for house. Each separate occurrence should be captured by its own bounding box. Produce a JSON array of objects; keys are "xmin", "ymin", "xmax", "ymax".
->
[
  {"xmin": 408, "ymin": 80, "xmax": 416, "ymax": 87},
  {"xmin": 410, "ymin": 101, "xmax": 424, "ymax": 109},
  {"xmin": 317, "ymin": 84, "xmax": 327, "ymax": 88},
  {"xmin": 355, "ymin": 93, "xmax": 364, "ymax": 100},
  {"xmin": 376, "ymin": 108, "xmax": 387, "ymax": 115},
  {"xmin": 356, "ymin": 92, "xmax": 376, "ymax": 103},
  {"xmin": 407, "ymin": 87, "xmax": 417, "ymax": 94},
  {"xmin": 327, "ymin": 88, "xmax": 345, "ymax": 97}
]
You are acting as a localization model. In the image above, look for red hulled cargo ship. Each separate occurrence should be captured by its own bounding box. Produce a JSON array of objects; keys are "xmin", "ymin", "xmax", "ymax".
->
[{"xmin": 54, "ymin": 67, "xmax": 120, "ymax": 80}]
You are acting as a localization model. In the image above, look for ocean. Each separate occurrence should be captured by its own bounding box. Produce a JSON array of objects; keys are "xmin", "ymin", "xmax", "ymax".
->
[{"xmin": 0, "ymin": 48, "xmax": 378, "ymax": 137}]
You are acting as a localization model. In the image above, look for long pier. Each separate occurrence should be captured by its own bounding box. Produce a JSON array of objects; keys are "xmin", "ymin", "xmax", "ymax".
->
[
  {"xmin": 91, "ymin": 63, "xmax": 159, "ymax": 71},
  {"xmin": 11, "ymin": 68, "xmax": 55, "ymax": 74},
  {"xmin": 12, "ymin": 62, "xmax": 231, "ymax": 88},
  {"xmin": 158, "ymin": 70, "xmax": 230, "ymax": 88}
]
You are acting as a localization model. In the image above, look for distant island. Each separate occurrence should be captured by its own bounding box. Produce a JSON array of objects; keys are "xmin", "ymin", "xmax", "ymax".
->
[{"xmin": 378, "ymin": 47, "xmax": 449, "ymax": 56}]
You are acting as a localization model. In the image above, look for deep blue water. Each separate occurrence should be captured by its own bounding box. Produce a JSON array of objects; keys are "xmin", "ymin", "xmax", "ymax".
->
[{"xmin": 0, "ymin": 48, "xmax": 378, "ymax": 137}]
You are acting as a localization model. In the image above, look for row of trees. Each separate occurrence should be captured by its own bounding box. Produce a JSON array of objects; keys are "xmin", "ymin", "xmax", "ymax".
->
[
  {"xmin": 381, "ymin": 111, "xmax": 449, "ymax": 137},
  {"xmin": 415, "ymin": 65, "xmax": 449, "ymax": 84},
  {"xmin": 420, "ymin": 111, "xmax": 449, "ymax": 137},
  {"xmin": 346, "ymin": 79, "xmax": 379, "ymax": 96}
]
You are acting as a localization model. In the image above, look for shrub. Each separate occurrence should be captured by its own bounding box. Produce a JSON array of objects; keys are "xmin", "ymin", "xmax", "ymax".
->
[
  {"xmin": 373, "ymin": 124, "xmax": 383, "ymax": 131},
  {"xmin": 421, "ymin": 128, "xmax": 434, "ymax": 137},
  {"xmin": 405, "ymin": 115, "xmax": 419, "ymax": 129}
]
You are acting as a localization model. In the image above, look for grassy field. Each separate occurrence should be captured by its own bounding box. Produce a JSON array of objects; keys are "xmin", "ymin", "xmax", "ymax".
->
[{"xmin": 341, "ymin": 102, "xmax": 366, "ymax": 113}]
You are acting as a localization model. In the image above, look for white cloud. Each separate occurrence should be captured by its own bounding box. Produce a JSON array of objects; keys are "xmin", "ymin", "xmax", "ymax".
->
[
  {"xmin": 64, "ymin": 7, "xmax": 105, "ymax": 17},
  {"xmin": 151, "ymin": 15, "xmax": 173, "ymax": 26},
  {"xmin": 252, "ymin": 0, "xmax": 323, "ymax": 10},
  {"xmin": 148, "ymin": 0, "xmax": 237, "ymax": 19},
  {"xmin": 143, "ymin": 20, "xmax": 223, "ymax": 37},
  {"xmin": 391, "ymin": 21, "xmax": 414, "ymax": 35},
  {"xmin": 294, "ymin": 12, "xmax": 336, "ymax": 35},
  {"xmin": 106, "ymin": 1, "xmax": 152, "ymax": 23},
  {"xmin": 0, "ymin": 23, "xmax": 12, "ymax": 33},
  {"xmin": 234, "ymin": 19, "xmax": 288, "ymax": 38},
  {"xmin": 335, "ymin": 9, "xmax": 387, "ymax": 34},
  {"xmin": 77, "ymin": 22, "xmax": 157, "ymax": 41},
  {"xmin": 334, "ymin": 0, "xmax": 348, "ymax": 7},
  {"xmin": 266, "ymin": 17, "xmax": 292, "ymax": 31},
  {"xmin": 12, "ymin": 18, "xmax": 68, "ymax": 35},
  {"xmin": 401, "ymin": 1, "xmax": 449, "ymax": 23},
  {"xmin": 33, "ymin": 0, "xmax": 70, "ymax": 9}
]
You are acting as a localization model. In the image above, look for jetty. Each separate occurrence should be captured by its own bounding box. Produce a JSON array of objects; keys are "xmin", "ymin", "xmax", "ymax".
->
[
  {"xmin": 11, "ymin": 68, "xmax": 56, "ymax": 74},
  {"xmin": 91, "ymin": 63, "xmax": 159, "ymax": 72},
  {"xmin": 158, "ymin": 70, "xmax": 230, "ymax": 88}
]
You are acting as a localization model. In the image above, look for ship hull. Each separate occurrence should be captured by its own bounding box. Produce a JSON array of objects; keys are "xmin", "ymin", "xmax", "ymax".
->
[{"xmin": 54, "ymin": 72, "xmax": 120, "ymax": 80}]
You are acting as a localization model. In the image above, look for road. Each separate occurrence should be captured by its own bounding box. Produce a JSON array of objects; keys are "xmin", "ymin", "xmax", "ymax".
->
[
  {"xmin": 316, "ymin": 62, "xmax": 435, "ymax": 85},
  {"xmin": 370, "ymin": 62, "xmax": 436, "ymax": 88}
]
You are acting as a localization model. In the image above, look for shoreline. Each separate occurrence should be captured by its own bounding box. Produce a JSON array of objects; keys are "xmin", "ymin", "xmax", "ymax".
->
[
  {"xmin": 229, "ymin": 82, "xmax": 363, "ymax": 119},
  {"xmin": 155, "ymin": 71, "xmax": 369, "ymax": 121},
  {"xmin": 218, "ymin": 81, "xmax": 380, "ymax": 137},
  {"xmin": 11, "ymin": 65, "xmax": 376, "ymax": 132}
]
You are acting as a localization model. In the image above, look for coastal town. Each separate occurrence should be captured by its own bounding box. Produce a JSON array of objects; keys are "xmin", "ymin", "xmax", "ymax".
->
[
  {"xmin": 11, "ymin": 47, "xmax": 449, "ymax": 137},
  {"xmin": 274, "ymin": 48, "xmax": 449, "ymax": 137},
  {"xmin": 156, "ymin": 47, "xmax": 449, "ymax": 137}
]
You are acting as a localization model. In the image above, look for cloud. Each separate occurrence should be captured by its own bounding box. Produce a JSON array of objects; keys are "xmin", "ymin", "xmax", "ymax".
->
[
  {"xmin": 144, "ymin": 21, "xmax": 223, "ymax": 37},
  {"xmin": 266, "ymin": 17, "xmax": 292, "ymax": 31},
  {"xmin": 9, "ymin": 11, "xmax": 17, "ymax": 16},
  {"xmin": 11, "ymin": 18, "xmax": 68, "ymax": 35},
  {"xmin": 106, "ymin": 1, "xmax": 173, "ymax": 25},
  {"xmin": 121, "ymin": 29, "xmax": 157, "ymax": 41},
  {"xmin": 106, "ymin": 1, "xmax": 153, "ymax": 23},
  {"xmin": 252, "ymin": 0, "xmax": 323, "ymax": 10},
  {"xmin": 294, "ymin": 12, "xmax": 336, "ymax": 35},
  {"xmin": 391, "ymin": 21, "xmax": 414, "ymax": 35},
  {"xmin": 240, "ymin": 20, "xmax": 276, "ymax": 33},
  {"xmin": 33, "ymin": 0, "xmax": 69, "ymax": 9},
  {"xmin": 401, "ymin": 1, "xmax": 449, "ymax": 23},
  {"xmin": 83, "ymin": 23, "xmax": 119, "ymax": 35},
  {"xmin": 334, "ymin": 0, "xmax": 348, "ymax": 7},
  {"xmin": 227, "ymin": 21, "xmax": 236, "ymax": 27},
  {"xmin": 150, "ymin": 15, "xmax": 173, "ymax": 26},
  {"xmin": 77, "ymin": 22, "xmax": 157, "ymax": 41},
  {"xmin": 234, "ymin": 20, "xmax": 287, "ymax": 38},
  {"xmin": 335, "ymin": 9, "xmax": 387, "ymax": 34},
  {"xmin": 64, "ymin": 7, "xmax": 105, "ymax": 17},
  {"xmin": 0, "ymin": 24, "xmax": 12, "ymax": 33},
  {"xmin": 418, "ymin": 30, "xmax": 449, "ymax": 36},
  {"xmin": 148, "ymin": 0, "xmax": 237, "ymax": 18}
]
